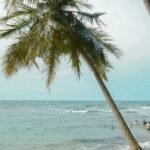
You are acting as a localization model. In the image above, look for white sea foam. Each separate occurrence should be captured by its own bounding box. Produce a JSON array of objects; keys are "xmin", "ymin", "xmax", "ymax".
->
[
  {"xmin": 82, "ymin": 144, "xmax": 103, "ymax": 150},
  {"xmin": 64, "ymin": 105, "xmax": 150, "ymax": 114},
  {"xmin": 140, "ymin": 106, "xmax": 150, "ymax": 110},
  {"xmin": 65, "ymin": 109, "xmax": 88, "ymax": 113},
  {"xmin": 100, "ymin": 109, "xmax": 112, "ymax": 113},
  {"xmin": 117, "ymin": 141, "xmax": 150, "ymax": 150},
  {"xmin": 122, "ymin": 106, "xmax": 150, "ymax": 114},
  {"xmin": 65, "ymin": 109, "xmax": 112, "ymax": 114},
  {"xmin": 140, "ymin": 141, "xmax": 150, "ymax": 149},
  {"xmin": 122, "ymin": 108, "xmax": 139, "ymax": 113}
]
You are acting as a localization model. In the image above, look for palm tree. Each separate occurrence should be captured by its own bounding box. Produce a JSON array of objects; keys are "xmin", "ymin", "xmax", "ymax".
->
[
  {"xmin": 143, "ymin": 0, "xmax": 150, "ymax": 15},
  {"xmin": 0, "ymin": 0, "xmax": 142, "ymax": 149}
]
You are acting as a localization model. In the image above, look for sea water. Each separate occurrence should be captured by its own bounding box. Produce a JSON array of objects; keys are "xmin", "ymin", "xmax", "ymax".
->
[{"xmin": 0, "ymin": 101, "xmax": 150, "ymax": 150}]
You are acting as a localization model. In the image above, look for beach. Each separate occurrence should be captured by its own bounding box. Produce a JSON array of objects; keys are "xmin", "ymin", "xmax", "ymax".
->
[{"xmin": 0, "ymin": 101, "xmax": 150, "ymax": 150}]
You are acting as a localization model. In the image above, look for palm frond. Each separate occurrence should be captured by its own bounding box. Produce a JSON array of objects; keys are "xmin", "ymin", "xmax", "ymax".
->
[
  {"xmin": 68, "ymin": 44, "xmax": 81, "ymax": 78},
  {"xmin": 90, "ymin": 28, "xmax": 122, "ymax": 58},
  {"xmin": 76, "ymin": 11, "xmax": 105, "ymax": 25},
  {"xmin": 2, "ymin": 41, "xmax": 29, "ymax": 76},
  {"xmin": 5, "ymin": 0, "xmax": 37, "ymax": 8},
  {"xmin": 1, "ymin": 0, "xmax": 121, "ymax": 86},
  {"xmin": 72, "ymin": 20, "xmax": 104, "ymax": 58},
  {"xmin": 79, "ymin": 48, "xmax": 108, "ymax": 80},
  {"xmin": 0, "ymin": 10, "xmax": 35, "ymax": 23},
  {"xmin": 44, "ymin": 45, "xmax": 60, "ymax": 88},
  {"xmin": 75, "ymin": 0, "xmax": 92, "ymax": 10},
  {"xmin": 0, "ymin": 18, "xmax": 33, "ymax": 38}
]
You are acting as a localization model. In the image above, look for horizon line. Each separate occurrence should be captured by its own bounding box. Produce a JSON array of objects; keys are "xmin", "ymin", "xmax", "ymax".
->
[{"xmin": 0, "ymin": 100, "xmax": 149, "ymax": 102}]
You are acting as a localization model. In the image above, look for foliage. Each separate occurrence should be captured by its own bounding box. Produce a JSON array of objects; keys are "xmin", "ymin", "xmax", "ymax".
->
[{"xmin": 0, "ymin": 0, "xmax": 121, "ymax": 87}]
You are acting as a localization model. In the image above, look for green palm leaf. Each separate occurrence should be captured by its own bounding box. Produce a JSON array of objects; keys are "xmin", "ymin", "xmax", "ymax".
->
[{"xmin": 1, "ymin": 0, "xmax": 121, "ymax": 84}]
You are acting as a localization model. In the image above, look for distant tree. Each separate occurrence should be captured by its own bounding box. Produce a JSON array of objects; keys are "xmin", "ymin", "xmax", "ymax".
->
[{"xmin": 0, "ymin": 0, "xmax": 142, "ymax": 149}]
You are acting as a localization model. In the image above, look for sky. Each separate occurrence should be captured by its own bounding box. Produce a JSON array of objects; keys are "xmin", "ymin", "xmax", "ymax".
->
[{"xmin": 0, "ymin": 0, "xmax": 150, "ymax": 101}]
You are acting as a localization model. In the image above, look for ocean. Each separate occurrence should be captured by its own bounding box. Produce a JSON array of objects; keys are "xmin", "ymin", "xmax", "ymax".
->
[{"xmin": 0, "ymin": 101, "xmax": 150, "ymax": 150}]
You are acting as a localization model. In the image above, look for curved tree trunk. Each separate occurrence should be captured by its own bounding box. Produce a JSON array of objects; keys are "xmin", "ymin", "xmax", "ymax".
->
[
  {"xmin": 81, "ymin": 50, "xmax": 142, "ymax": 150},
  {"xmin": 143, "ymin": 0, "xmax": 150, "ymax": 15}
]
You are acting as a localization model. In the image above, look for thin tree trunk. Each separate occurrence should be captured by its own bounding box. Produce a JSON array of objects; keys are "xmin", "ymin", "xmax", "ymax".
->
[
  {"xmin": 143, "ymin": 0, "xmax": 150, "ymax": 15},
  {"xmin": 81, "ymin": 50, "xmax": 142, "ymax": 150}
]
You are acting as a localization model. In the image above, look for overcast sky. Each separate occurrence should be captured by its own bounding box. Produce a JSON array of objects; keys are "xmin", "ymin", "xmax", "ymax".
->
[{"xmin": 0, "ymin": 0, "xmax": 150, "ymax": 101}]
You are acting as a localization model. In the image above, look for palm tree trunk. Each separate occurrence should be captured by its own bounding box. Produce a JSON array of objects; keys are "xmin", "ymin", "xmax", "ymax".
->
[
  {"xmin": 81, "ymin": 51, "xmax": 142, "ymax": 150},
  {"xmin": 143, "ymin": 0, "xmax": 150, "ymax": 15}
]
